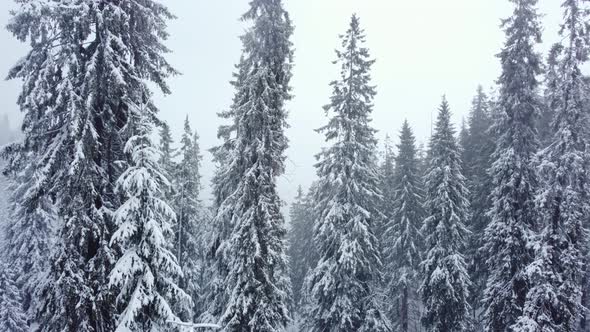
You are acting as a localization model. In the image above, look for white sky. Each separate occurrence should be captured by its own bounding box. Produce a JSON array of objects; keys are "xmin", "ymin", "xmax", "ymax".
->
[{"xmin": 0, "ymin": 1, "xmax": 563, "ymax": 207}]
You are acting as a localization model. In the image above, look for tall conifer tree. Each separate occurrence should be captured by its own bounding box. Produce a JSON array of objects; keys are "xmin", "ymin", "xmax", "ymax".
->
[
  {"xmin": 210, "ymin": 0, "xmax": 294, "ymax": 330},
  {"xmin": 459, "ymin": 119, "xmax": 470, "ymax": 170},
  {"xmin": 159, "ymin": 122, "xmax": 177, "ymax": 205},
  {"xmin": 420, "ymin": 98, "xmax": 471, "ymax": 332},
  {"xmin": 173, "ymin": 116, "xmax": 204, "ymax": 320},
  {"xmin": 1, "ymin": 164, "xmax": 56, "ymax": 320},
  {"xmin": 288, "ymin": 185, "xmax": 317, "ymax": 310},
  {"xmin": 0, "ymin": 263, "xmax": 28, "ymax": 332},
  {"xmin": 304, "ymin": 15, "xmax": 390, "ymax": 332},
  {"xmin": 539, "ymin": 44, "xmax": 563, "ymax": 148},
  {"xmin": 380, "ymin": 134, "xmax": 396, "ymax": 237},
  {"xmin": 109, "ymin": 103, "xmax": 189, "ymax": 331},
  {"xmin": 384, "ymin": 120, "xmax": 424, "ymax": 332},
  {"xmin": 515, "ymin": 1, "xmax": 590, "ymax": 330},
  {"xmin": 462, "ymin": 86, "xmax": 495, "ymax": 329},
  {"xmin": 5, "ymin": 1, "xmax": 177, "ymax": 330},
  {"xmin": 482, "ymin": 0, "xmax": 543, "ymax": 330},
  {"xmin": 201, "ymin": 56, "xmax": 248, "ymax": 325}
]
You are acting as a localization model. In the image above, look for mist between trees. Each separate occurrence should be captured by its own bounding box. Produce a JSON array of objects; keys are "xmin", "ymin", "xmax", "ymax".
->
[{"xmin": 1, "ymin": 0, "xmax": 590, "ymax": 332}]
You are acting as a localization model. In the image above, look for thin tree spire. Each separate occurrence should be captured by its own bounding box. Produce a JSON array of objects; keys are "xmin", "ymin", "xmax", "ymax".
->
[{"xmin": 304, "ymin": 14, "xmax": 390, "ymax": 332}]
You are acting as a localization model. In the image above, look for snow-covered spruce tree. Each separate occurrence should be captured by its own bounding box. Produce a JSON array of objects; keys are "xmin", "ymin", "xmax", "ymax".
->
[
  {"xmin": 287, "ymin": 185, "xmax": 306, "ymax": 309},
  {"xmin": 486, "ymin": 87, "xmax": 504, "ymax": 145},
  {"xmin": 459, "ymin": 119, "xmax": 470, "ymax": 169},
  {"xmin": 6, "ymin": 1, "xmax": 177, "ymax": 330},
  {"xmin": 380, "ymin": 135, "xmax": 396, "ymax": 237},
  {"xmin": 416, "ymin": 141, "xmax": 429, "ymax": 180},
  {"xmin": 200, "ymin": 55, "xmax": 248, "ymax": 325},
  {"xmin": 0, "ymin": 163, "xmax": 8, "ymax": 227},
  {"xmin": 5, "ymin": 3, "xmax": 96, "ymax": 329},
  {"xmin": 420, "ymin": 97, "xmax": 471, "ymax": 332},
  {"xmin": 538, "ymin": 44, "xmax": 563, "ymax": 148},
  {"xmin": 210, "ymin": 0, "xmax": 294, "ymax": 330},
  {"xmin": 304, "ymin": 15, "xmax": 390, "ymax": 332},
  {"xmin": 159, "ymin": 121, "xmax": 177, "ymax": 205},
  {"xmin": 1, "ymin": 160, "xmax": 56, "ymax": 319},
  {"xmin": 482, "ymin": 0, "xmax": 543, "ymax": 330},
  {"xmin": 513, "ymin": 1, "xmax": 590, "ymax": 331},
  {"xmin": 384, "ymin": 120, "xmax": 424, "ymax": 332},
  {"xmin": 462, "ymin": 86, "xmax": 495, "ymax": 329},
  {"xmin": 0, "ymin": 263, "xmax": 28, "ymax": 332},
  {"xmin": 109, "ymin": 102, "xmax": 189, "ymax": 331},
  {"xmin": 378, "ymin": 134, "xmax": 396, "ymax": 322},
  {"xmin": 287, "ymin": 185, "xmax": 317, "ymax": 310},
  {"xmin": 173, "ymin": 116, "xmax": 204, "ymax": 321}
]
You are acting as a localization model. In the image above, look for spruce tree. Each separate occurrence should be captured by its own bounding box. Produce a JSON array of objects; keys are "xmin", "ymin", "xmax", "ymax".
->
[
  {"xmin": 482, "ymin": 0, "xmax": 543, "ymax": 330},
  {"xmin": 0, "ymin": 263, "xmax": 28, "ymax": 332},
  {"xmin": 538, "ymin": 44, "xmax": 563, "ymax": 148},
  {"xmin": 462, "ymin": 86, "xmax": 495, "ymax": 329},
  {"xmin": 210, "ymin": 0, "xmax": 294, "ymax": 330},
  {"xmin": 173, "ymin": 116, "xmax": 204, "ymax": 320},
  {"xmin": 514, "ymin": 1, "xmax": 590, "ymax": 330},
  {"xmin": 384, "ymin": 120, "xmax": 424, "ymax": 332},
  {"xmin": 0, "ymin": 162, "xmax": 8, "ymax": 227},
  {"xmin": 6, "ymin": 1, "xmax": 177, "ymax": 330},
  {"xmin": 380, "ymin": 135, "xmax": 396, "ymax": 237},
  {"xmin": 416, "ymin": 142, "xmax": 429, "ymax": 180},
  {"xmin": 304, "ymin": 15, "xmax": 390, "ymax": 332},
  {"xmin": 159, "ymin": 122, "xmax": 177, "ymax": 205},
  {"xmin": 287, "ymin": 185, "xmax": 317, "ymax": 310},
  {"xmin": 420, "ymin": 97, "xmax": 471, "ymax": 332},
  {"xmin": 109, "ymin": 103, "xmax": 189, "ymax": 331},
  {"xmin": 459, "ymin": 119, "xmax": 470, "ymax": 170},
  {"xmin": 2, "ymin": 161, "xmax": 56, "ymax": 319},
  {"xmin": 201, "ymin": 55, "xmax": 248, "ymax": 325},
  {"xmin": 5, "ymin": 3, "xmax": 92, "ymax": 328}
]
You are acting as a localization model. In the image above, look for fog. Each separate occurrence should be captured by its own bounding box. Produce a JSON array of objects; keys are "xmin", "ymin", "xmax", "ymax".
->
[{"xmin": 0, "ymin": 0, "xmax": 563, "ymax": 206}]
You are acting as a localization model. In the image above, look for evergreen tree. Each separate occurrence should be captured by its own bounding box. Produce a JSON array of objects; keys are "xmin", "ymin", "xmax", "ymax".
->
[
  {"xmin": 304, "ymin": 15, "xmax": 390, "ymax": 332},
  {"xmin": 380, "ymin": 135, "xmax": 396, "ymax": 237},
  {"xmin": 1, "ymin": 160, "xmax": 56, "ymax": 319},
  {"xmin": 420, "ymin": 97, "xmax": 471, "ymax": 332},
  {"xmin": 109, "ymin": 104, "xmax": 189, "ymax": 331},
  {"xmin": 0, "ymin": 263, "xmax": 28, "ymax": 332},
  {"xmin": 462, "ymin": 86, "xmax": 495, "ymax": 329},
  {"xmin": 0, "ymin": 162, "xmax": 8, "ymax": 229},
  {"xmin": 459, "ymin": 119, "xmax": 470, "ymax": 170},
  {"xmin": 378, "ymin": 134, "xmax": 395, "ymax": 320},
  {"xmin": 173, "ymin": 116, "xmax": 204, "ymax": 321},
  {"xmin": 514, "ymin": 1, "xmax": 590, "ymax": 330},
  {"xmin": 201, "ymin": 55, "xmax": 248, "ymax": 325},
  {"xmin": 384, "ymin": 120, "xmax": 424, "ymax": 332},
  {"xmin": 159, "ymin": 122, "xmax": 177, "ymax": 204},
  {"xmin": 482, "ymin": 0, "xmax": 543, "ymax": 330},
  {"xmin": 538, "ymin": 44, "xmax": 563, "ymax": 148},
  {"xmin": 486, "ymin": 88, "xmax": 504, "ymax": 144},
  {"xmin": 287, "ymin": 185, "xmax": 317, "ymax": 310},
  {"xmin": 416, "ymin": 141, "xmax": 429, "ymax": 180},
  {"xmin": 210, "ymin": 0, "xmax": 294, "ymax": 330},
  {"xmin": 5, "ymin": 1, "xmax": 177, "ymax": 330}
]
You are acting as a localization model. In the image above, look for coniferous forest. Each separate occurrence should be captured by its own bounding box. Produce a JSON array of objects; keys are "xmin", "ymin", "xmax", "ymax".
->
[{"xmin": 1, "ymin": 0, "xmax": 590, "ymax": 331}]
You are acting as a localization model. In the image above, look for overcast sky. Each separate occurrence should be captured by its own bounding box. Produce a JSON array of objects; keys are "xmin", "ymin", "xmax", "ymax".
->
[{"xmin": 0, "ymin": 1, "xmax": 563, "ymax": 207}]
